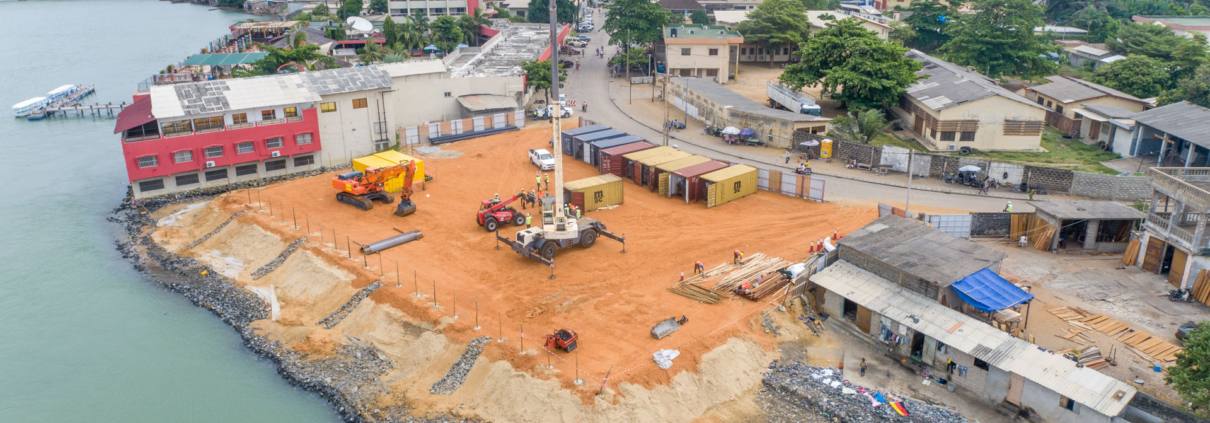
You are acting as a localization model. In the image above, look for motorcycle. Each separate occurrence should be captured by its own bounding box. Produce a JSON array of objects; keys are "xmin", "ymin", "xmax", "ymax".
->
[{"xmin": 1170, "ymin": 289, "xmax": 1191, "ymax": 302}]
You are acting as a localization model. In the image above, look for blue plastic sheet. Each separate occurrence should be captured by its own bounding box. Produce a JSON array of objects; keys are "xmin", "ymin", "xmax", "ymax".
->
[{"xmin": 951, "ymin": 268, "xmax": 1034, "ymax": 312}]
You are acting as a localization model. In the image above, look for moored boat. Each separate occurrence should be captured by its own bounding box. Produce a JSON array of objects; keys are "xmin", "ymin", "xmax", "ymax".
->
[{"xmin": 12, "ymin": 97, "xmax": 48, "ymax": 117}]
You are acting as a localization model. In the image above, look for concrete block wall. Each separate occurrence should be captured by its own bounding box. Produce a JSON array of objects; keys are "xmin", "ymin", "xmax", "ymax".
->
[
  {"xmin": 1069, "ymin": 171, "xmax": 1150, "ymax": 201},
  {"xmin": 930, "ymin": 155, "xmax": 960, "ymax": 176},
  {"xmin": 835, "ymin": 141, "xmax": 882, "ymax": 165},
  {"xmin": 1024, "ymin": 165, "xmax": 1074, "ymax": 192},
  {"xmin": 971, "ymin": 213, "xmax": 1011, "ymax": 237}
]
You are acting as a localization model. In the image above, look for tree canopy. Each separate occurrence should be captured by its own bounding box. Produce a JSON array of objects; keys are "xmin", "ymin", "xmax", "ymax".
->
[
  {"xmin": 939, "ymin": 0, "xmax": 1057, "ymax": 78},
  {"xmin": 1069, "ymin": 4, "xmax": 1120, "ymax": 43},
  {"xmin": 431, "ymin": 15, "xmax": 464, "ymax": 51},
  {"xmin": 1161, "ymin": 64, "xmax": 1210, "ymax": 107},
  {"xmin": 828, "ymin": 109, "xmax": 897, "ymax": 144},
  {"xmin": 690, "ymin": 9, "xmax": 709, "ymax": 25},
  {"xmin": 370, "ymin": 0, "xmax": 388, "ymax": 14},
  {"xmin": 781, "ymin": 19, "xmax": 922, "ymax": 110},
  {"xmin": 458, "ymin": 9, "xmax": 493, "ymax": 46},
  {"xmin": 603, "ymin": 0, "xmax": 669, "ymax": 46},
  {"xmin": 238, "ymin": 44, "xmax": 336, "ymax": 76},
  {"xmin": 521, "ymin": 60, "xmax": 566, "ymax": 99},
  {"xmin": 801, "ymin": 0, "xmax": 840, "ymax": 10},
  {"xmin": 383, "ymin": 16, "xmax": 398, "ymax": 46},
  {"xmin": 900, "ymin": 1, "xmax": 952, "ymax": 51},
  {"xmin": 1166, "ymin": 323, "xmax": 1210, "ymax": 409},
  {"xmin": 1092, "ymin": 54, "xmax": 1172, "ymax": 98},
  {"xmin": 735, "ymin": 0, "xmax": 810, "ymax": 67},
  {"xmin": 528, "ymin": 0, "xmax": 578, "ymax": 24},
  {"xmin": 1110, "ymin": 24, "xmax": 1210, "ymax": 80},
  {"xmin": 312, "ymin": 3, "xmax": 329, "ymax": 15},
  {"xmin": 340, "ymin": 0, "xmax": 363, "ymax": 18}
]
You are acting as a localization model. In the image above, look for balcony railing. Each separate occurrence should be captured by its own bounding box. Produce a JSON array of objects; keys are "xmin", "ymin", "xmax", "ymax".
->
[
  {"xmin": 123, "ymin": 134, "xmax": 162, "ymax": 143},
  {"xmin": 228, "ymin": 122, "xmax": 255, "ymax": 130},
  {"xmin": 1149, "ymin": 168, "xmax": 1210, "ymax": 212},
  {"xmin": 1146, "ymin": 211, "xmax": 1210, "ymax": 251},
  {"xmin": 287, "ymin": 116, "xmax": 303, "ymax": 123},
  {"xmin": 259, "ymin": 119, "xmax": 286, "ymax": 126}
]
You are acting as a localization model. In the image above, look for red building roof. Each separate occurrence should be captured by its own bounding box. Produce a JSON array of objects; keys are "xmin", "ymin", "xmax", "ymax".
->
[{"xmin": 113, "ymin": 97, "xmax": 155, "ymax": 134}]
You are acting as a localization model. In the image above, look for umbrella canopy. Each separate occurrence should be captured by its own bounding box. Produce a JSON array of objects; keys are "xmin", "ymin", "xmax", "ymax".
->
[
  {"xmin": 800, "ymin": 140, "xmax": 821, "ymax": 146},
  {"xmin": 721, "ymin": 126, "xmax": 741, "ymax": 135},
  {"xmin": 958, "ymin": 165, "xmax": 982, "ymax": 172},
  {"xmin": 424, "ymin": 44, "xmax": 440, "ymax": 51},
  {"xmin": 739, "ymin": 128, "xmax": 756, "ymax": 137},
  {"xmin": 456, "ymin": 43, "xmax": 468, "ymax": 48}
]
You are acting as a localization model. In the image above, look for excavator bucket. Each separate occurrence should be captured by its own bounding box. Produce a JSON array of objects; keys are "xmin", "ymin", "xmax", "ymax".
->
[{"xmin": 395, "ymin": 200, "xmax": 417, "ymax": 217}]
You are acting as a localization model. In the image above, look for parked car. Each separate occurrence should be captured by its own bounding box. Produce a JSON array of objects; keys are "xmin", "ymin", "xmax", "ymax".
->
[
  {"xmin": 576, "ymin": 35, "xmax": 591, "ymax": 42},
  {"xmin": 1177, "ymin": 321, "xmax": 1201, "ymax": 344},
  {"xmin": 529, "ymin": 149, "xmax": 555, "ymax": 170},
  {"xmin": 560, "ymin": 59, "xmax": 575, "ymax": 69},
  {"xmin": 578, "ymin": 24, "xmax": 593, "ymax": 32},
  {"xmin": 535, "ymin": 105, "xmax": 574, "ymax": 119},
  {"xmin": 567, "ymin": 40, "xmax": 588, "ymax": 48}
]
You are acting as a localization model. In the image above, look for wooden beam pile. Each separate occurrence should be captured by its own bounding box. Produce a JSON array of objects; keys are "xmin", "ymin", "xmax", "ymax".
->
[
  {"xmin": 1069, "ymin": 345, "xmax": 1110, "ymax": 370},
  {"xmin": 1118, "ymin": 331, "xmax": 1184, "ymax": 363},
  {"xmin": 1082, "ymin": 314, "xmax": 1133, "ymax": 337},
  {"xmin": 1189, "ymin": 269, "xmax": 1210, "ymax": 306},
  {"xmin": 667, "ymin": 282, "xmax": 721, "ymax": 304},
  {"xmin": 1048, "ymin": 306, "xmax": 1090, "ymax": 321},
  {"xmin": 738, "ymin": 273, "xmax": 789, "ymax": 301},
  {"xmin": 1121, "ymin": 238, "xmax": 1141, "ymax": 266},
  {"xmin": 1034, "ymin": 225, "xmax": 1056, "ymax": 251},
  {"xmin": 715, "ymin": 254, "xmax": 790, "ymax": 292}
]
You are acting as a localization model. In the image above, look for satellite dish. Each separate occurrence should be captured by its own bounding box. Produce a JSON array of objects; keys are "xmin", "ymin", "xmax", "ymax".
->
[{"xmin": 347, "ymin": 17, "xmax": 373, "ymax": 32}]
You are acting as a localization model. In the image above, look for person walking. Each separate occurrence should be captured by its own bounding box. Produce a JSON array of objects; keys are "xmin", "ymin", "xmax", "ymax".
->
[
  {"xmin": 1029, "ymin": 189, "xmax": 1036, "ymax": 201},
  {"xmin": 525, "ymin": 213, "xmax": 532, "ymax": 228},
  {"xmin": 784, "ymin": 150, "xmax": 791, "ymax": 164},
  {"xmin": 860, "ymin": 358, "xmax": 867, "ymax": 377},
  {"xmin": 535, "ymin": 172, "xmax": 542, "ymax": 192},
  {"xmin": 1004, "ymin": 201, "xmax": 1013, "ymax": 212},
  {"xmin": 544, "ymin": 173, "xmax": 550, "ymax": 191},
  {"xmin": 519, "ymin": 190, "xmax": 527, "ymax": 209},
  {"xmin": 980, "ymin": 179, "xmax": 989, "ymax": 195}
]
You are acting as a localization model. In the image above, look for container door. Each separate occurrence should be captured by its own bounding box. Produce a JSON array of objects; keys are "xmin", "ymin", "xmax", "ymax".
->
[
  {"xmin": 633, "ymin": 163, "xmax": 643, "ymax": 184},
  {"xmin": 600, "ymin": 156, "xmax": 609, "ymax": 175},
  {"xmin": 658, "ymin": 173, "xmax": 670, "ymax": 197},
  {"xmin": 1143, "ymin": 238, "xmax": 1166, "ymax": 273},
  {"xmin": 921, "ymin": 335, "xmax": 937, "ymax": 366},
  {"xmin": 1170, "ymin": 248, "xmax": 1189, "ymax": 287},
  {"xmin": 571, "ymin": 191, "xmax": 585, "ymax": 211},
  {"xmin": 706, "ymin": 182, "xmax": 718, "ymax": 208},
  {"xmin": 1006, "ymin": 373, "xmax": 1025, "ymax": 405}
]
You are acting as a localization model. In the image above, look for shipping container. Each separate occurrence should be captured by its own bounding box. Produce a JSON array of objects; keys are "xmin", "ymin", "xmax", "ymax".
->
[
  {"xmin": 669, "ymin": 161, "xmax": 728, "ymax": 203},
  {"xmin": 585, "ymin": 135, "xmax": 643, "ymax": 167},
  {"xmin": 573, "ymin": 129, "xmax": 626, "ymax": 162},
  {"xmin": 563, "ymin": 174, "xmax": 624, "ymax": 212},
  {"xmin": 560, "ymin": 124, "xmax": 609, "ymax": 156},
  {"xmin": 352, "ymin": 152, "xmax": 426, "ymax": 193},
  {"xmin": 701, "ymin": 165, "xmax": 758, "ymax": 208},
  {"xmin": 652, "ymin": 155, "xmax": 711, "ymax": 195},
  {"xmin": 620, "ymin": 146, "xmax": 676, "ymax": 182},
  {"xmin": 600, "ymin": 142, "xmax": 657, "ymax": 176},
  {"xmin": 373, "ymin": 150, "xmax": 426, "ymax": 182},
  {"xmin": 634, "ymin": 150, "xmax": 691, "ymax": 188}
]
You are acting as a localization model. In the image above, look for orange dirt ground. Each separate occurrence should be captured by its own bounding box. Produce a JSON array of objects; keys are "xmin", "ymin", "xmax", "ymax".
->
[{"xmin": 208, "ymin": 125, "xmax": 878, "ymax": 400}]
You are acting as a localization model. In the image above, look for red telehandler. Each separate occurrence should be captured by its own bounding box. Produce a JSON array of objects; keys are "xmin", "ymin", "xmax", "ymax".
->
[
  {"xmin": 476, "ymin": 193, "xmax": 528, "ymax": 232},
  {"xmin": 332, "ymin": 161, "xmax": 418, "ymax": 217}
]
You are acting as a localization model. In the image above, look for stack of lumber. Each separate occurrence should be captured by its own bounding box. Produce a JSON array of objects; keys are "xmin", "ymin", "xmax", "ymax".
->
[
  {"xmin": 1055, "ymin": 328, "xmax": 1095, "ymax": 345},
  {"xmin": 1069, "ymin": 345, "xmax": 1110, "ymax": 370},
  {"xmin": 1081, "ymin": 314, "xmax": 1133, "ymax": 337},
  {"xmin": 715, "ymin": 254, "xmax": 790, "ymax": 292},
  {"xmin": 1048, "ymin": 306, "xmax": 1090, "ymax": 321},
  {"xmin": 1189, "ymin": 269, "xmax": 1210, "ymax": 306},
  {"xmin": 1121, "ymin": 238, "xmax": 1141, "ymax": 266},
  {"xmin": 1034, "ymin": 226, "xmax": 1056, "ymax": 250},
  {"xmin": 1118, "ymin": 331, "xmax": 1184, "ymax": 363},
  {"xmin": 738, "ymin": 273, "xmax": 789, "ymax": 301},
  {"xmin": 667, "ymin": 282, "xmax": 721, "ymax": 304}
]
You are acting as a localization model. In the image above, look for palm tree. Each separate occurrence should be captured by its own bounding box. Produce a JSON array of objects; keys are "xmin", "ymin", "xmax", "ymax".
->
[
  {"xmin": 828, "ymin": 109, "xmax": 897, "ymax": 144},
  {"xmin": 412, "ymin": 10, "xmax": 430, "ymax": 35},
  {"xmin": 397, "ymin": 19, "xmax": 426, "ymax": 52},
  {"xmin": 291, "ymin": 30, "xmax": 308, "ymax": 48},
  {"xmin": 359, "ymin": 40, "xmax": 387, "ymax": 63},
  {"xmin": 458, "ymin": 8, "xmax": 493, "ymax": 46}
]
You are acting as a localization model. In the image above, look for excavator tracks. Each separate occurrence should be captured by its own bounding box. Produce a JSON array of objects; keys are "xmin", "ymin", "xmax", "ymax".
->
[{"xmin": 336, "ymin": 192, "xmax": 374, "ymax": 211}]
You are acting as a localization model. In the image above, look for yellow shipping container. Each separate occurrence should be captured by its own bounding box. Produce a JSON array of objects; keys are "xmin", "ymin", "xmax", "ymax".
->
[
  {"xmin": 702, "ymin": 164, "xmax": 758, "ymax": 208},
  {"xmin": 563, "ymin": 174, "xmax": 624, "ymax": 212},
  {"xmin": 351, "ymin": 151, "xmax": 426, "ymax": 194}
]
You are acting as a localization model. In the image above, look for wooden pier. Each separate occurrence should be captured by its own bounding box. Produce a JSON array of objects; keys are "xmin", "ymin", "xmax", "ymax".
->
[{"xmin": 43, "ymin": 102, "xmax": 128, "ymax": 119}]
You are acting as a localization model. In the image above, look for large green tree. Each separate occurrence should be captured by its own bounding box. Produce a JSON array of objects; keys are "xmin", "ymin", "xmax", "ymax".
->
[
  {"xmin": 1069, "ymin": 4, "xmax": 1121, "ymax": 43},
  {"xmin": 603, "ymin": 0, "xmax": 669, "ymax": 47},
  {"xmin": 1166, "ymin": 323, "xmax": 1210, "ymax": 410},
  {"xmin": 690, "ymin": 9, "xmax": 709, "ymax": 25},
  {"xmin": 801, "ymin": 0, "xmax": 839, "ymax": 10},
  {"xmin": 781, "ymin": 19, "xmax": 922, "ymax": 110},
  {"xmin": 528, "ymin": 0, "xmax": 578, "ymax": 24},
  {"xmin": 939, "ymin": 0, "xmax": 1057, "ymax": 78},
  {"xmin": 312, "ymin": 3, "xmax": 330, "ymax": 16},
  {"xmin": 828, "ymin": 109, "xmax": 897, "ymax": 144},
  {"xmin": 1161, "ymin": 64, "xmax": 1210, "ymax": 107},
  {"xmin": 736, "ymin": 0, "xmax": 810, "ymax": 68},
  {"xmin": 382, "ymin": 16, "xmax": 398, "ymax": 46},
  {"xmin": 458, "ymin": 8, "xmax": 493, "ymax": 46},
  {"xmin": 521, "ymin": 60, "xmax": 567, "ymax": 101},
  {"xmin": 340, "ymin": 0, "xmax": 363, "ymax": 18},
  {"xmin": 397, "ymin": 17, "xmax": 427, "ymax": 51},
  {"xmin": 1092, "ymin": 55, "xmax": 1171, "ymax": 98},
  {"xmin": 901, "ymin": 1, "xmax": 952, "ymax": 51},
  {"xmin": 370, "ymin": 0, "xmax": 388, "ymax": 14},
  {"xmin": 239, "ymin": 44, "xmax": 336, "ymax": 76},
  {"xmin": 1110, "ymin": 24, "xmax": 1210, "ymax": 80},
  {"xmin": 431, "ymin": 15, "xmax": 464, "ymax": 51}
]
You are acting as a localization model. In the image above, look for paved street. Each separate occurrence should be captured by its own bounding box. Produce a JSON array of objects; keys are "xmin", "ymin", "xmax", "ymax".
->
[{"xmin": 555, "ymin": 17, "xmax": 1040, "ymax": 213}]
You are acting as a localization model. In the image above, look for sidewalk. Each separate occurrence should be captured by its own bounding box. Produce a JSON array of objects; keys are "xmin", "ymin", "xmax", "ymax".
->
[{"xmin": 604, "ymin": 79, "xmax": 1056, "ymax": 203}]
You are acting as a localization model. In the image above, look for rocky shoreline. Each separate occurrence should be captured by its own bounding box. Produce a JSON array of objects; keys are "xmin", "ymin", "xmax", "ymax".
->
[{"xmin": 111, "ymin": 189, "xmax": 482, "ymax": 423}]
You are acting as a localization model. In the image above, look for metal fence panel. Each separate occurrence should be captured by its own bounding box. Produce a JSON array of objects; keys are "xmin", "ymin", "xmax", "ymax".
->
[
  {"xmin": 879, "ymin": 203, "xmax": 893, "ymax": 217},
  {"xmin": 451, "ymin": 120, "xmax": 464, "ymax": 135},
  {"xmin": 493, "ymin": 113, "xmax": 507, "ymax": 129},
  {"xmin": 808, "ymin": 178, "xmax": 825, "ymax": 202},
  {"xmin": 780, "ymin": 171, "xmax": 797, "ymax": 196},
  {"xmin": 473, "ymin": 116, "xmax": 485, "ymax": 131},
  {"xmin": 757, "ymin": 168, "xmax": 770, "ymax": 190},
  {"xmin": 514, "ymin": 109, "xmax": 526, "ymax": 128},
  {"xmin": 405, "ymin": 126, "xmax": 419, "ymax": 145},
  {"xmin": 927, "ymin": 214, "xmax": 972, "ymax": 238}
]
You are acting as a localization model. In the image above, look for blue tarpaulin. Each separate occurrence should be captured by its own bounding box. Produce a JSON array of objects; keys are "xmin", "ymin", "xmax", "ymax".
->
[{"xmin": 951, "ymin": 268, "xmax": 1033, "ymax": 313}]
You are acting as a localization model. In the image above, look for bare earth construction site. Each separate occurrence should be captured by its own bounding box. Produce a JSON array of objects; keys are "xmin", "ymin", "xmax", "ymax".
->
[{"xmin": 127, "ymin": 125, "xmax": 879, "ymax": 422}]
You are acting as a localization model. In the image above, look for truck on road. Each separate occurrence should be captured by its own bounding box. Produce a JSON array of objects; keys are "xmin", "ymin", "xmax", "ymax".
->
[{"xmin": 767, "ymin": 82, "xmax": 821, "ymax": 116}]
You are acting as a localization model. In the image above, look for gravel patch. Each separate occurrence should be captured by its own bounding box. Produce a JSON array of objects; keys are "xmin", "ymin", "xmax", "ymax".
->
[
  {"xmin": 188, "ymin": 210, "xmax": 249, "ymax": 249},
  {"xmin": 760, "ymin": 361, "xmax": 969, "ymax": 423},
  {"xmin": 429, "ymin": 336, "xmax": 492, "ymax": 395},
  {"xmin": 251, "ymin": 237, "xmax": 307, "ymax": 280},
  {"xmin": 319, "ymin": 281, "xmax": 384, "ymax": 329}
]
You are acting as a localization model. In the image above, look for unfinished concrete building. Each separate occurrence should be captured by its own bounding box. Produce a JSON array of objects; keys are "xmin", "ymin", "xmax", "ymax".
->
[
  {"xmin": 449, "ymin": 23, "xmax": 552, "ymax": 79},
  {"xmin": 1029, "ymin": 201, "xmax": 1144, "ymax": 253},
  {"xmin": 1133, "ymin": 167, "xmax": 1210, "ymax": 289}
]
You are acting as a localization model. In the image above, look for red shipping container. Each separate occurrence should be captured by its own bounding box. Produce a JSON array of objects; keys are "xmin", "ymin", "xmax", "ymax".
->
[
  {"xmin": 598, "ymin": 141, "xmax": 655, "ymax": 176},
  {"xmin": 670, "ymin": 161, "xmax": 729, "ymax": 203}
]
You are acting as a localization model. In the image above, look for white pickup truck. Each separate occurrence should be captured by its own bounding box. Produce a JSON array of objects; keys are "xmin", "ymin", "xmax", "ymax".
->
[{"xmin": 529, "ymin": 148, "xmax": 555, "ymax": 170}]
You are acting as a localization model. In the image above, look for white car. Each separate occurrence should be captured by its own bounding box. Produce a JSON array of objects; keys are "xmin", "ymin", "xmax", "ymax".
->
[
  {"xmin": 536, "ymin": 105, "xmax": 574, "ymax": 119},
  {"xmin": 529, "ymin": 148, "xmax": 555, "ymax": 170}
]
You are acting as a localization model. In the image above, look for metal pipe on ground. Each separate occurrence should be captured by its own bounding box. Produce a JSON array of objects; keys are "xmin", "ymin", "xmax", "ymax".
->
[{"xmin": 359, "ymin": 228, "xmax": 424, "ymax": 255}]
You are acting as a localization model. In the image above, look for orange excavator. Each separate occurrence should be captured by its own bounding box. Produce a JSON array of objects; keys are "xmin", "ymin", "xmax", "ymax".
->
[{"xmin": 331, "ymin": 161, "xmax": 418, "ymax": 217}]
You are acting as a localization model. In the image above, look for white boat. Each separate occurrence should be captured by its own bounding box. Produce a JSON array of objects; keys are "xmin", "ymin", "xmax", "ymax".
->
[
  {"xmin": 46, "ymin": 84, "xmax": 78, "ymax": 101},
  {"xmin": 12, "ymin": 97, "xmax": 48, "ymax": 117}
]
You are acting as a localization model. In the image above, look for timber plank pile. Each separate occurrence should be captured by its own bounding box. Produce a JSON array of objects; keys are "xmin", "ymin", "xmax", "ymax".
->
[
  {"xmin": 738, "ymin": 272, "xmax": 789, "ymax": 301},
  {"xmin": 1121, "ymin": 238, "xmax": 1141, "ymax": 266},
  {"xmin": 715, "ymin": 254, "xmax": 791, "ymax": 292},
  {"xmin": 1188, "ymin": 269, "xmax": 1210, "ymax": 306},
  {"xmin": 1078, "ymin": 314, "xmax": 1184, "ymax": 362},
  {"xmin": 667, "ymin": 253, "xmax": 794, "ymax": 303}
]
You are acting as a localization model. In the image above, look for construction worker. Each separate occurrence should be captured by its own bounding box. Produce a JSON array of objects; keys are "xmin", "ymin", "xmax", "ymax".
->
[
  {"xmin": 734, "ymin": 250, "xmax": 743, "ymax": 264},
  {"xmin": 575, "ymin": 207, "xmax": 581, "ymax": 219},
  {"xmin": 564, "ymin": 203, "xmax": 571, "ymax": 217},
  {"xmin": 693, "ymin": 260, "xmax": 705, "ymax": 274},
  {"xmin": 536, "ymin": 172, "xmax": 542, "ymax": 192},
  {"xmin": 519, "ymin": 190, "xmax": 527, "ymax": 209},
  {"xmin": 544, "ymin": 173, "xmax": 550, "ymax": 190},
  {"xmin": 1004, "ymin": 201, "xmax": 1013, "ymax": 212},
  {"xmin": 528, "ymin": 189, "xmax": 537, "ymax": 207},
  {"xmin": 525, "ymin": 213, "xmax": 532, "ymax": 228}
]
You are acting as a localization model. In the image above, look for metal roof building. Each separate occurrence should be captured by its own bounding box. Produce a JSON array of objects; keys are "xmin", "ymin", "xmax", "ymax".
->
[
  {"xmin": 812, "ymin": 261, "xmax": 1137, "ymax": 420},
  {"xmin": 904, "ymin": 50, "xmax": 1044, "ymax": 112},
  {"xmin": 149, "ymin": 66, "xmax": 393, "ymax": 119},
  {"xmin": 839, "ymin": 215, "xmax": 1006, "ymax": 289},
  {"xmin": 1131, "ymin": 101, "xmax": 1210, "ymax": 148}
]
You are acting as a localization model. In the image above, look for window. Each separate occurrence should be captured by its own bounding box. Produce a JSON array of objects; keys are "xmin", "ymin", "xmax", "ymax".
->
[
  {"xmin": 236, "ymin": 142, "xmax": 255, "ymax": 154},
  {"xmin": 205, "ymin": 168, "xmax": 228, "ymax": 181},
  {"xmin": 940, "ymin": 131, "xmax": 956, "ymax": 142},
  {"xmin": 232, "ymin": 113, "xmax": 248, "ymax": 124},
  {"xmin": 681, "ymin": 48, "xmax": 691, "ymax": 56},
  {"xmin": 444, "ymin": 92, "xmax": 452, "ymax": 97},
  {"xmin": 175, "ymin": 173, "xmax": 199, "ymax": 186},
  {"xmin": 1046, "ymin": 100, "xmax": 1053, "ymax": 108},
  {"xmin": 173, "ymin": 150, "xmax": 193, "ymax": 164},
  {"xmin": 137, "ymin": 155, "xmax": 158, "ymax": 168},
  {"xmin": 138, "ymin": 179, "xmax": 164, "ymax": 192},
  {"xmin": 782, "ymin": 47, "xmax": 788, "ymax": 54},
  {"xmin": 374, "ymin": 139, "xmax": 390, "ymax": 151},
  {"xmin": 160, "ymin": 120, "xmax": 192, "ymax": 135},
  {"xmin": 1035, "ymin": 96, "xmax": 1044, "ymax": 105},
  {"xmin": 960, "ymin": 131, "xmax": 976, "ymax": 142},
  {"xmin": 295, "ymin": 133, "xmax": 313, "ymax": 145},
  {"xmin": 294, "ymin": 155, "xmax": 315, "ymax": 167},
  {"xmin": 930, "ymin": 129, "xmax": 938, "ymax": 139},
  {"xmin": 265, "ymin": 137, "xmax": 283, "ymax": 149},
  {"xmin": 261, "ymin": 109, "xmax": 276, "ymax": 120},
  {"xmin": 973, "ymin": 358, "xmax": 989, "ymax": 371},
  {"xmin": 320, "ymin": 102, "xmax": 336, "ymax": 113},
  {"xmin": 1055, "ymin": 105, "xmax": 1064, "ymax": 114},
  {"xmin": 352, "ymin": 98, "xmax": 368, "ymax": 109},
  {"xmin": 1059, "ymin": 396, "xmax": 1079, "ymax": 413},
  {"xmin": 192, "ymin": 116, "xmax": 224, "ymax": 131},
  {"xmin": 284, "ymin": 107, "xmax": 298, "ymax": 118},
  {"xmin": 740, "ymin": 47, "xmax": 747, "ymax": 55},
  {"xmin": 264, "ymin": 159, "xmax": 286, "ymax": 172},
  {"xmin": 205, "ymin": 146, "xmax": 223, "ymax": 158},
  {"xmin": 708, "ymin": 48, "xmax": 719, "ymax": 56},
  {"xmin": 235, "ymin": 163, "xmax": 258, "ymax": 176}
]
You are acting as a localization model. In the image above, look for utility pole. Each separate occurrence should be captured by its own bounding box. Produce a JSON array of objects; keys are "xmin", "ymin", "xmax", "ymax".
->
[
  {"xmin": 905, "ymin": 150, "xmax": 913, "ymax": 215},
  {"xmin": 627, "ymin": 29, "xmax": 632, "ymax": 104},
  {"xmin": 662, "ymin": 76, "xmax": 670, "ymax": 146}
]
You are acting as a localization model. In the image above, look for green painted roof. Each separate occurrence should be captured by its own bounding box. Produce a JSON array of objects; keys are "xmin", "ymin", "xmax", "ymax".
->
[
  {"xmin": 663, "ymin": 25, "xmax": 741, "ymax": 39},
  {"xmin": 182, "ymin": 52, "xmax": 269, "ymax": 67}
]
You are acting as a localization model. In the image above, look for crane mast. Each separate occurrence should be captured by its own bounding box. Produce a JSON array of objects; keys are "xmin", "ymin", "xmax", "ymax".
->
[{"xmin": 544, "ymin": 0, "xmax": 576, "ymax": 237}]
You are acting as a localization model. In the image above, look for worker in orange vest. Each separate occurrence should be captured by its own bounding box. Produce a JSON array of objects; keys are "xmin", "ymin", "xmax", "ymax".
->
[{"xmin": 733, "ymin": 250, "xmax": 744, "ymax": 264}]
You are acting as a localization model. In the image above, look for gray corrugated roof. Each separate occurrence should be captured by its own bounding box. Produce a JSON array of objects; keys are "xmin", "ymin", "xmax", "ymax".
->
[
  {"xmin": 671, "ymin": 77, "xmax": 830, "ymax": 122},
  {"xmin": 1079, "ymin": 104, "xmax": 1137, "ymax": 119},
  {"xmin": 1030, "ymin": 76, "xmax": 1143, "ymax": 104},
  {"xmin": 659, "ymin": 0, "xmax": 704, "ymax": 11},
  {"xmin": 839, "ymin": 215, "xmax": 1006, "ymax": 287},
  {"xmin": 904, "ymin": 50, "xmax": 1045, "ymax": 112},
  {"xmin": 269, "ymin": 27, "xmax": 336, "ymax": 49},
  {"xmin": 1131, "ymin": 101, "xmax": 1210, "ymax": 148},
  {"xmin": 1030, "ymin": 200, "xmax": 1147, "ymax": 220},
  {"xmin": 298, "ymin": 66, "xmax": 393, "ymax": 95},
  {"xmin": 811, "ymin": 261, "xmax": 1137, "ymax": 417},
  {"xmin": 151, "ymin": 66, "xmax": 393, "ymax": 118}
]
